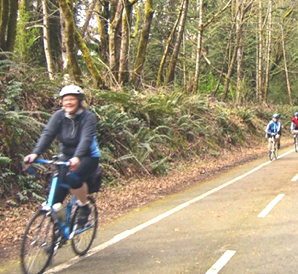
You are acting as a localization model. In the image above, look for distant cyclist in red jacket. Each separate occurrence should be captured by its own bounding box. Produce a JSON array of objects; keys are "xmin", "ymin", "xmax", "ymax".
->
[{"xmin": 290, "ymin": 112, "xmax": 298, "ymax": 143}]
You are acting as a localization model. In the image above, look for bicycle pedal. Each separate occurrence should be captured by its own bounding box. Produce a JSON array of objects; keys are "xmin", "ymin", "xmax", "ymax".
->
[
  {"xmin": 44, "ymin": 244, "xmax": 54, "ymax": 255},
  {"xmin": 58, "ymin": 237, "xmax": 67, "ymax": 248}
]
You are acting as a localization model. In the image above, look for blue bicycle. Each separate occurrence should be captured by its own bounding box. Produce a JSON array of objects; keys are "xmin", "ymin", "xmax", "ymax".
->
[{"xmin": 20, "ymin": 158, "xmax": 98, "ymax": 274}]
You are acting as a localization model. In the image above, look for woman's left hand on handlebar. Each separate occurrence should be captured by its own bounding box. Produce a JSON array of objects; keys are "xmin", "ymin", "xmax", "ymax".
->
[{"xmin": 69, "ymin": 157, "xmax": 80, "ymax": 171}]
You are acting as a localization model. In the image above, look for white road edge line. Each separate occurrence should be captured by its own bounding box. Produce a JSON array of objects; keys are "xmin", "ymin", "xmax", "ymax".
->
[
  {"xmin": 291, "ymin": 173, "xmax": 298, "ymax": 182},
  {"xmin": 257, "ymin": 194, "xmax": 285, "ymax": 218},
  {"xmin": 45, "ymin": 150, "xmax": 293, "ymax": 273},
  {"xmin": 205, "ymin": 250, "xmax": 236, "ymax": 274}
]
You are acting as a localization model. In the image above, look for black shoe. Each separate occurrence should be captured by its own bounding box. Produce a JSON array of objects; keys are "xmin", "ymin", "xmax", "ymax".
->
[{"xmin": 77, "ymin": 205, "xmax": 91, "ymax": 228}]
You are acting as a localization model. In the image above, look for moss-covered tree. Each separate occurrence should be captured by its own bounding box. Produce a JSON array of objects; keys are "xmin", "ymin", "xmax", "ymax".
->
[
  {"xmin": 131, "ymin": 0, "xmax": 154, "ymax": 88},
  {"xmin": 0, "ymin": 0, "xmax": 18, "ymax": 53}
]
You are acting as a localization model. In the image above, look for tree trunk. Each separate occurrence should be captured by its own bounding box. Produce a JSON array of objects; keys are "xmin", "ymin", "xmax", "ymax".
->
[
  {"xmin": 96, "ymin": 0, "xmax": 109, "ymax": 63},
  {"xmin": 192, "ymin": 0, "xmax": 204, "ymax": 93},
  {"xmin": 263, "ymin": 0, "xmax": 272, "ymax": 101},
  {"xmin": 193, "ymin": 0, "xmax": 232, "ymax": 94},
  {"xmin": 109, "ymin": 1, "xmax": 123, "ymax": 79},
  {"xmin": 6, "ymin": 0, "xmax": 18, "ymax": 52},
  {"xmin": 48, "ymin": 0, "xmax": 62, "ymax": 72},
  {"xmin": 236, "ymin": 0, "xmax": 243, "ymax": 104},
  {"xmin": 74, "ymin": 28, "xmax": 104, "ymax": 88},
  {"xmin": 222, "ymin": 39, "xmax": 238, "ymax": 100},
  {"xmin": 58, "ymin": 0, "xmax": 82, "ymax": 83},
  {"xmin": 164, "ymin": 0, "xmax": 189, "ymax": 85},
  {"xmin": 156, "ymin": 4, "xmax": 182, "ymax": 87},
  {"xmin": 81, "ymin": 0, "xmax": 98, "ymax": 38},
  {"xmin": 42, "ymin": 0, "xmax": 55, "ymax": 80},
  {"xmin": 60, "ymin": 5, "xmax": 68, "ymax": 71},
  {"xmin": 256, "ymin": 0, "xmax": 263, "ymax": 102},
  {"xmin": 0, "ymin": 0, "xmax": 9, "ymax": 51},
  {"xmin": 222, "ymin": 5, "xmax": 239, "ymax": 101},
  {"xmin": 222, "ymin": 0, "xmax": 252, "ymax": 102},
  {"xmin": 211, "ymin": 26, "xmax": 232, "ymax": 98},
  {"xmin": 281, "ymin": 25, "xmax": 292, "ymax": 105},
  {"xmin": 131, "ymin": 0, "xmax": 154, "ymax": 89},
  {"xmin": 118, "ymin": 1, "xmax": 133, "ymax": 85}
]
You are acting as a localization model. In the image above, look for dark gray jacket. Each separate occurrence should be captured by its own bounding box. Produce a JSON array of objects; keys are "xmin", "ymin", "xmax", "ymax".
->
[{"xmin": 32, "ymin": 109, "xmax": 100, "ymax": 159}]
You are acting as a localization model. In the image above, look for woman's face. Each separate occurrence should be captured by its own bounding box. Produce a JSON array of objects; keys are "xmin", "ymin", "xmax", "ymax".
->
[{"xmin": 62, "ymin": 95, "xmax": 80, "ymax": 114}]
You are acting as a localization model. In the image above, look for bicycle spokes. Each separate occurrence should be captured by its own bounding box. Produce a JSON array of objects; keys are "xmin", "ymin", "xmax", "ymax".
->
[
  {"xmin": 20, "ymin": 210, "xmax": 55, "ymax": 274},
  {"xmin": 268, "ymin": 138, "xmax": 278, "ymax": 161},
  {"xmin": 70, "ymin": 197, "xmax": 98, "ymax": 256}
]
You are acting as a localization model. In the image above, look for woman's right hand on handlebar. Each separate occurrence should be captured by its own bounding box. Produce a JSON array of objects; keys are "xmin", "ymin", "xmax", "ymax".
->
[{"xmin": 24, "ymin": 154, "xmax": 38, "ymax": 164}]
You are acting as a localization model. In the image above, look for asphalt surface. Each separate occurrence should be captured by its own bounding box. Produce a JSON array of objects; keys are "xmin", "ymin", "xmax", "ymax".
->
[{"xmin": 4, "ymin": 147, "xmax": 298, "ymax": 274}]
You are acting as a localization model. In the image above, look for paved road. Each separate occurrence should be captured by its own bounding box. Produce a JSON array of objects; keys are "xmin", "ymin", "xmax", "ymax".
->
[{"xmin": 4, "ymin": 147, "xmax": 298, "ymax": 273}]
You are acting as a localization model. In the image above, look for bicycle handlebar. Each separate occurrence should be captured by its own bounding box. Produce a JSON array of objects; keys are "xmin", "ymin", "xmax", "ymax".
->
[
  {"xmin": 34, "ymin": 158, "xmax": 69, "ymax": 166},
  {"xmin": 24, "ymin": 158, "xmax": 69, "ymax": 175},
  {"xmin": 24, "ymin": 158, "xmax": 69, "ymax": 166}
]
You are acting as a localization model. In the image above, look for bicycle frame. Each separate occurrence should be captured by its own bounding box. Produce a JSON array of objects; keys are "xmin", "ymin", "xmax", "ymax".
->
[
  {"xmin": 36, "ymin": 158, "xmax": 90, "ymax": 239},
  {"xmin": 268, "ymin": 134, "xmax": 278, "ymax": 160},
  {"xmin": 21, "ymin": 157, "xmax": 98, "ymax": 274},
  {"xmin": 269, "ymin": 135, "xmax": 276, "ymax": 148}
]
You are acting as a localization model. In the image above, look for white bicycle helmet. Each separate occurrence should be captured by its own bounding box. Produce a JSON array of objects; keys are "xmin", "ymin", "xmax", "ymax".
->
[
  {"xmin": 272, "ymin": 113, "xmax": 279, "ymax": 118},
  {"xmin": 59, "ymin": 84, "xmax": 84, "ymax": 98}
]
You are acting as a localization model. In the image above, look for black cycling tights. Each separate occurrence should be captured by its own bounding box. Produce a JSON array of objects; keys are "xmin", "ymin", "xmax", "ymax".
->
[{"xmin": 53, "ymin": 156, "xmax": 99, "ymax": 204}]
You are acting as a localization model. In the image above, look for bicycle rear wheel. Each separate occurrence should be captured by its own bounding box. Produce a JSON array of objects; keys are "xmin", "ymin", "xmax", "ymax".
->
[
  {"xmin": 70, "ymin": 196, "xmax": 98, "ymax": 255},
  {"xmin": 20, "ymin": 210, "xmax": 55, "ymax": 274},
  {"xmin": 295, "ymin": 136, "xmax": 298, "ymax": 152}
]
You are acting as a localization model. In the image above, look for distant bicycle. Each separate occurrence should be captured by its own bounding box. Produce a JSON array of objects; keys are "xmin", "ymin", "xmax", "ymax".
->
[
  {"xmin": 294, "ymin": 134, "xmax": 298, "ymax": 153},
  {"xmin": 20, "ymin": 157, "xmax": 98, "ymax": 274},
  {"xmin": 268, "ymin": 133, "xmax": 278, "ymax": 161}
]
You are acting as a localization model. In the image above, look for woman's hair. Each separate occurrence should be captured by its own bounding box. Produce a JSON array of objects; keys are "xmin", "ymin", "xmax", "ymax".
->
[{"xmin": 80, "ymin": 100, "xmax": 88, "ymax": 110}]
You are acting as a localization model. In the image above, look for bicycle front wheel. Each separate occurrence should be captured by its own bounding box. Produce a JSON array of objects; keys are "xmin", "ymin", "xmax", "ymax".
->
[
  {"xmin": 274, "ymin": 147, "xmax": 278, "ymax": 159},
  {"xmin": 20, "ymin": 210, "xmax": 55, "ymax": 274},
  {"xmin": 269, "ymin": 150, "xmax": 274, "ymax": 161},
  {"xmin": 70, "ymin": 196, "xmax": 98, "ymax": 255},
  {"xmin": 295, "ymin": 137, "xmax": 298, "ymax": 152}
]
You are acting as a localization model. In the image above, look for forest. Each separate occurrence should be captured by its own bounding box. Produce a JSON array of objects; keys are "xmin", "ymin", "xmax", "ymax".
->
[{"xmin": 0, "ymin": 0, "xmax": 298, "ymax": 202}]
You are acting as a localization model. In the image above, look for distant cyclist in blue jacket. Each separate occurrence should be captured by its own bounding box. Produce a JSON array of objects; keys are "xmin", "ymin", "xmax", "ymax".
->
[{"xmin": 265, "ymin": 113, "xmax": 281, "ymax": 149}]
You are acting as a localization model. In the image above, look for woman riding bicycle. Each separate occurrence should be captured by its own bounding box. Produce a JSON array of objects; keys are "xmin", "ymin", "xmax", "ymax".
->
[
  {"xmin": 265, "ymin": 113, "xmax": 281, "ymax": 149},
  {"xmin": 24, "ymin": 84, "xmax": 100, "ymax": 227}
]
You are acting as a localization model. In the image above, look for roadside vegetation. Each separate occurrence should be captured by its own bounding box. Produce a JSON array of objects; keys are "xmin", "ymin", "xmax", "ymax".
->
[{"xmin": 0, "ymin": 61, "xmax": 296, "ymax": 207}]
